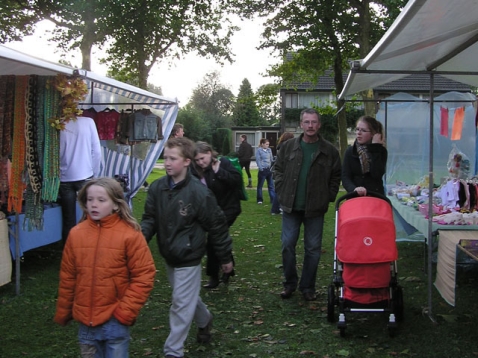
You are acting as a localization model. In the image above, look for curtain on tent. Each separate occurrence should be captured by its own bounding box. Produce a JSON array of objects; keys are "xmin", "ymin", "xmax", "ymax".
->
[{"xmin": 376, "ymin": 91, "xmax": 476, "ymax": 187}]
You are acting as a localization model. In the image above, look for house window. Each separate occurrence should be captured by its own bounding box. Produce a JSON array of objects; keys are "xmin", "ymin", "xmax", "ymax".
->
[{"xmin": 285, "ymin": 93, "xmax": 299, "ymax": 108}]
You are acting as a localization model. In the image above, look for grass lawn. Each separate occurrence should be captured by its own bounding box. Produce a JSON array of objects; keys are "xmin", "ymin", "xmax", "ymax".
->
[{"xmin": 1, "ymin": 168, "xmax": 478, "ymax": 357}]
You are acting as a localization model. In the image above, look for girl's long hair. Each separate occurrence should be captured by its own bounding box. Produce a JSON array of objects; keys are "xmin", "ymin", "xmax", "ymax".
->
[
  {"xmin": 77, "ymin": 177, "xmax": 141, "ymax": 231},
  {"xmin": 277, "ymin": 132, "xmax": 294, "ymax": 146},
  {"xmin": 193, "ymin": 141, "xmax": 218, "ymax": 178}
]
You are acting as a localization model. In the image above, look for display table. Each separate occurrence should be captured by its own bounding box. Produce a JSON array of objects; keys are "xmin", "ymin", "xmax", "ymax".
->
[
  {"xmin": 390, "ymin": 196, "xmax": 478, "ymax": 306},
  {"xmin": 8, "ymin": 205, "xmax": 63, "ymax": 258},
  {"xmin": 389, "ymin": 196, "xmax": 478, "ymax": 239},
  {"xmin": 7, "ymin": 203, "xmax": 83, "ymax": 259}
]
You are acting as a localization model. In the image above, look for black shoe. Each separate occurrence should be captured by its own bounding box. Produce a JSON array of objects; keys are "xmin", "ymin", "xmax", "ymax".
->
[
  {"xmin": 221, "ymin": 269, "xmax": 235, "ymax": 284},
  {"xmin": 280, "ymin": 287, "xmax": 294, "ymax": 299},
  {"xmin": 203, "ymin": 277, "xmax": 219, "ymax": 289},
  {"xmin": 197, "ymin": 314, "xmax": 213, "ymax": 343},
  {"xmin": 302, "ymin": 291, "xmax": 317, "ymax": 301}
]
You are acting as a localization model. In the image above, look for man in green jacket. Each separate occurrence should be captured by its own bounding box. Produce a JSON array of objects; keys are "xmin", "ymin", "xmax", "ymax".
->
[{"xmin": 274, "ymin": 108, "xmax": 341, "ymax": 301}]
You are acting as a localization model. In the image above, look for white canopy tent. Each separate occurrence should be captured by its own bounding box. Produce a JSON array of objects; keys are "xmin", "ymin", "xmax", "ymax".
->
[
  {"xmin": 338, "ymin": 0, "xmax": 478, "ymax": 98},
  {"xmin": 1, "ymin": 44, "xmax": 179, "ymax": 203},
  {"xmin": 1, "ymin": 44, "xmax": 179, "ymax": 294},
  {"xmin": 337, "ymin": 0, "xmax": 478, "ymax": 320}
]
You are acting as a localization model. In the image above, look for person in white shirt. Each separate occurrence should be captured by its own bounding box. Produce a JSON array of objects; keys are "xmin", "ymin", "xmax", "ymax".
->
[{"xmin": 59, "ymin": 116, "xmax": 102, "ymax": 246}]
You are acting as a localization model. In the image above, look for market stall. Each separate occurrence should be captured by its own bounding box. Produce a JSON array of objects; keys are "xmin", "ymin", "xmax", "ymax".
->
[
  {"xmin": 338, "ymin": 0, "xmax": 478, "ymax": 318},
  {"xmin": 0, "ymin": 44, "xmax": 179, "ymax": 293}
]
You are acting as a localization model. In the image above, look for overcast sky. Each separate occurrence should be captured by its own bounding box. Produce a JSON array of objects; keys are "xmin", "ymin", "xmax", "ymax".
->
[{"xmin": 5, "ymin": 18, "xmax": 278, "ymax": 105}]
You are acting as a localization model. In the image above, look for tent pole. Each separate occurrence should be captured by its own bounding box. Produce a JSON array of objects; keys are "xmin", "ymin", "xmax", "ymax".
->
[
  {"xmin": 15, "ymin": 213, "xmax": 20, "ymax": 295},
  {"xmin": 426, "ymin": 73, "xmax": 437, "ymax": 323}
]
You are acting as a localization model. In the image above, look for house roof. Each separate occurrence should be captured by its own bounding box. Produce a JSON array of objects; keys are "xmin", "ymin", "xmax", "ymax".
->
[{"xmin": 281, "ymin": 71, "xmax": 470, "ymax": 92}]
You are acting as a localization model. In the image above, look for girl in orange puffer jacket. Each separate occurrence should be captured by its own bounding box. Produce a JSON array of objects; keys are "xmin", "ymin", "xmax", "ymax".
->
[{"xmin": 54, "ymin": 177, "xmax": 156, "ymax": 357}]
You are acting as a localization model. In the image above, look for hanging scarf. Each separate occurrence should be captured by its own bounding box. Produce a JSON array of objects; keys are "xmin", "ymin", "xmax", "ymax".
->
[
  {"xmin": 0, "ymin": 76, "xmax": 6, "ymax": 155},
  {"xmin": 24, "ymin": 75, "xmax": 44, "ymax": 230},
  {"xmin": 0, "ymin": 76, "xmax": 8, "ymax": 204},
  {"xmin": 1, "ymin": 76, "xmax": 15, "ymax": 158},
  {"xmin": 25, "ymin": 75, "xmax": 43, "ymax": 195},
  {"xmin": 41, "ymin": 77, "xmax": 61, "ymax": 202},
  {"xmin": 0, "ymin": 157, "xmax": 7, "ymax": 205},
  {"xmin": 356, "ymin": 141, "xmax": 370, "ymax": 174},
  {"xmin": 8, "ymin": 76, "xmax": 28, "ymax": 213}
]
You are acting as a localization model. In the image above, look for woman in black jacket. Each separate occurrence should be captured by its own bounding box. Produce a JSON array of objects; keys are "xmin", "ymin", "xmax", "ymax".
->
[
  {"xmin": 193, "ymin": 141, "xmax": 242, "ymax": 288},
  {"xmin": 342, "ymin": 116, "xmax": 388, "ymax": 196}
]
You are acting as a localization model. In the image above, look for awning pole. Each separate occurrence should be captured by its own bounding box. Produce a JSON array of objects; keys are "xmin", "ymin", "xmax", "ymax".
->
[{"xmin": 426, "ymin": 73, "xmax": 437, "ymax": 323}]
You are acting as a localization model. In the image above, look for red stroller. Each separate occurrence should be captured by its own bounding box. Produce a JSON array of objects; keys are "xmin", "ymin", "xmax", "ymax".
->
[{"xmin": 327, "ymin": 191, "xmax": 404, "ymax": 337}]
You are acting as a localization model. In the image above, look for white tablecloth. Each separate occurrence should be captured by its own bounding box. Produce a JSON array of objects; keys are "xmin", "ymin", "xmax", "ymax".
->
[
  {"xmin": 0, "ymin": 219, "xmax": 12, "ymax": 287},
  {"xmin": 434, "ymin": 230, "xmax": 478, "ymax": 306}
]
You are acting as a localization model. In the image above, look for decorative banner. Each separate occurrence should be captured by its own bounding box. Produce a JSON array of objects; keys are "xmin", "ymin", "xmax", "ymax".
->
[
  {"xmin": 451, "ymin": 107, "xmax": 465, "ymax": 141},
  {"xmin": 440, "ymin": 106, "xmax": 449, "ymax": 137}
]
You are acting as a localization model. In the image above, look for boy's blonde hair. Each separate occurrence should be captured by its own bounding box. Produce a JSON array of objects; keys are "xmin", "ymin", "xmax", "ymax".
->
[
  {"xmin": 77, "ymin": 177, "xmax": 141, "ymax": 230},
  {"xmin": 166, "ymin": 137, "xmax": 195, "ymax": 161}
]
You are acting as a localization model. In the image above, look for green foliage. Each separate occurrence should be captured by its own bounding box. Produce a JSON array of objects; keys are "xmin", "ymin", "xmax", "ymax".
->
[
  {"xmin": 187, "ymin": 71, "xmax": 234, "ymax": 137},
  {"xmin": 189, "ymin": 71, "xmax": 235, "ymax": 117},
  {"xmin": 256, "ymin": 83, "xmax": 282, "ymax": 124},
  {"xmin": 2, "ymin": 0, "xmax": 242, "ymax": 86},
  {"xmin": 212, "ymin": 128, "xmax": 231, "ymax": 155},
  {"xmin": 176, "ymin": 105, "xmax": 212, "ymax": 143},
  {"xmin": 102, "ymin": 0, "xmax": 239, "ymax": 89},
  {"xmin": 254, "ymin": 0, "xmax": 406, "ymax": 155},
  {"xmin": 232, "ymin": 78, "xmax": 262, "ymax": 126},
  {"xmin": 0, "ymin": 1, "xmax": 42, "ymax": 42}
]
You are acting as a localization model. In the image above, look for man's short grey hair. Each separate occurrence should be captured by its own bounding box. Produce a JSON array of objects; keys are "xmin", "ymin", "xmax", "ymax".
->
[{"xmin": 300, "ymin": 108, "xmax": 321, "ymax": 122}]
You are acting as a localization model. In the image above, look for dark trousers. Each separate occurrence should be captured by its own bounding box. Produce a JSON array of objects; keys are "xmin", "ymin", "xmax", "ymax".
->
[
  {"xmin": 240, "ymin": 160, "xmax": 251, "ymax": 179},
  {"xmin": 59, "ymin": 179, "xmax": 87, "ymax": 244},
  {"xmin": 205, "ymin": 217, "xmax": 236, "ymax": 278}
]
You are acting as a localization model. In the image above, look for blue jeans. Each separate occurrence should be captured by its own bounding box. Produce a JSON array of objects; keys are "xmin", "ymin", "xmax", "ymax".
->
[
  {"xmin": 256, "ymin": 168, "xmax": 276, "ymax": 204},
  {"xmin": 59, "ymin": 179, "xmax": 88, "ymax": 244},
  {"xmin": 281, "ymin": 211, "xmax": 324, "ymax": 293},
  {"xmin": 271, "ymin": 193, "xmax": 281, "ymax": 214},
  {"xmin": 78, "ymin": 317, "xmax": 130, "ymax": 358}
]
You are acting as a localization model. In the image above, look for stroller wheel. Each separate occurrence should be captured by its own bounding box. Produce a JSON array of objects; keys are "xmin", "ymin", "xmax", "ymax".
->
[
  {"xmin": 393, "ymin": 285, "xmax": 404, "ymax": 322},
  {"xmin": 327, "ymin": 284, "xmax": 336, "ymax": 322},
  {"xmin": 388, "ymin": 326, "xmax": 397, "ymax": 337}
]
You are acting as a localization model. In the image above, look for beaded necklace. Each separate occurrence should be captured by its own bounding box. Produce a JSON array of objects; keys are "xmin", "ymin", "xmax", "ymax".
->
[
  {"xmin": 24, "ymin": 75, "xmax": 44, "ymax": 230},
  {"xmin": 41, "ymin": 77, "xmax": 61, "ymax": 202}
]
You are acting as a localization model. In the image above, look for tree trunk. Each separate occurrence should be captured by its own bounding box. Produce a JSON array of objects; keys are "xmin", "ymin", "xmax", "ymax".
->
[{"xmin": 79, "ymin": 10, "xmax": 97, "ymax": 71}]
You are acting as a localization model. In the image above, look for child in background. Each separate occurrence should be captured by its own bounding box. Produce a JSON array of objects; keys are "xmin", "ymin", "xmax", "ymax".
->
[
  {"xmin": 141, "ymin": 137, "xmax": 233, "ymax": 358},
  {"xmin": 54, "ymin": 177, "xmax": 156, "ymax": 358}
]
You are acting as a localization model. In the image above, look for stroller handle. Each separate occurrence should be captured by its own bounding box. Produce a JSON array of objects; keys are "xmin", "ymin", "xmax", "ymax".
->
[{"xmin": 335, "ymin": 191, "xmax": 391, "ymax": 210}]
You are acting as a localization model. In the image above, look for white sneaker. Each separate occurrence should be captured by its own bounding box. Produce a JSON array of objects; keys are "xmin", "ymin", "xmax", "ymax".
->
[{"xmin": 257, "ymin": 201, "xmax": 263, "ymax": 204}]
